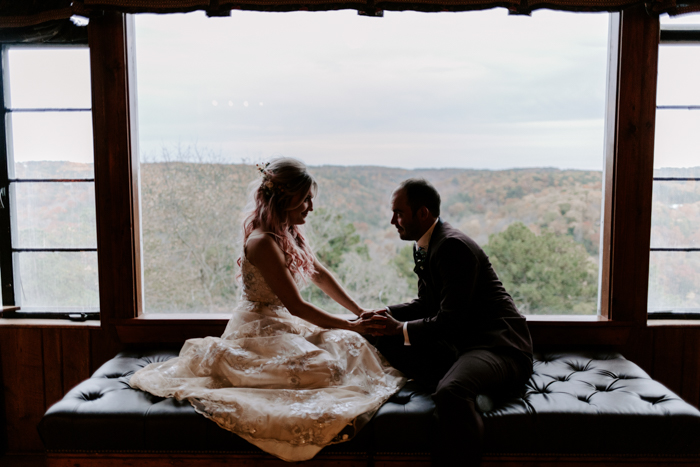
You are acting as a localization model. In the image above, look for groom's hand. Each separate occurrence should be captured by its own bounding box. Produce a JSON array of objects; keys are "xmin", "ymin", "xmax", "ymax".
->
[
  {"xmin": 376, "ymin": 313, "xmax": 403, "ymax": 336},
  {"xmin": 358, "ymin": 309, "xmax": 403, "ymax": 336},
  {"xmin": 359, "ymin": 310, "xmax": 402, "ymax": 337},
  {"xmin": 360, "ymin": 308, "xmax": 386, "ymax": 320}
]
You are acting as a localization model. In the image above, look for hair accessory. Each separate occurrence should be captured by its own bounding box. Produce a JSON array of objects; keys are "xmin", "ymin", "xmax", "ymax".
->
[
  {"xmin": 256, "ymin": 162, "xmax": 282, "ymax": 198},
  {"xmin": 255, "ymin": 162, "xmax": 270, "ymax": 175}
]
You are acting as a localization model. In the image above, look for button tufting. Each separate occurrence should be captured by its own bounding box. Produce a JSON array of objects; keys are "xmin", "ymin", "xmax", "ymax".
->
[
  {"xmin": 617, "ymin": 374, "xmax": 638, "ymax": 380},
  {"xmin": 81, "ymin": 392, "xmax": 103, "ymax": 401},
  {"xmin": 391, "ymin": 394, "xmax": 411, "ymax": 405},
  {"xmin": 640, "ymin": 395, "xmax": 667, "ymax": 405},
  {"xmin": 566, "ymin": 360, "xmax": 592, "ymax": 372}
]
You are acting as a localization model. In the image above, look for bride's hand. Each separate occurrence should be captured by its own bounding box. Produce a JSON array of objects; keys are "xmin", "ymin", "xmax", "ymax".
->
[
  {"xmin": 348, "ymin": 314, "xmax": 388, "ymax": 335},
  {"xmin": 359, "ymin": 308, "xmax": 386, "ymax": 320}
]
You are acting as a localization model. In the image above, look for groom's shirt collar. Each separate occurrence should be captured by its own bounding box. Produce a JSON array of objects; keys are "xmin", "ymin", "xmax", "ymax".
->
[{"xmin": 416, "ymin": 218, "xmax": 439, "ymax": 251}]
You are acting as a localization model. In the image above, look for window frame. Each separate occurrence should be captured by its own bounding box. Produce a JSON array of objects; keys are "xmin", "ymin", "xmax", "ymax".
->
[
  {"xmin": 86, "ymin": 6, "xmax": 683, "ymax": 344},
  {"xmin": 647, "ymin": 21, "xmax": 700, "ymax": 320},
  {"xmin": 0, "ymin": 40, "xmax": 99, "ymax": 321}
]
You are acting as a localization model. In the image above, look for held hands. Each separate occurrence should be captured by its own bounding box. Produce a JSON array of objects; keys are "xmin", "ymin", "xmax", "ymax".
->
[{"xmin": 350, "ymin": 308, "xmax": 403, "ymax": 337}]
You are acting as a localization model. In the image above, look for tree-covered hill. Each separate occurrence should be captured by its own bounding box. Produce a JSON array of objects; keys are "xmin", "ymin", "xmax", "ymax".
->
[
  {"xmin": 18, "ymin": 159, "xmax": 697, "ymax": 315},
  {"xmin": 138, "ymin": 161, "xmax": 604, "ymax": 314}
]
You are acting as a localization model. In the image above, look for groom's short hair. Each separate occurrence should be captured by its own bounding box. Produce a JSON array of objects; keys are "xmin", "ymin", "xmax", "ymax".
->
[{"xmin": 398, "ymin": 178, "xmax": 441, "ymax": 217}]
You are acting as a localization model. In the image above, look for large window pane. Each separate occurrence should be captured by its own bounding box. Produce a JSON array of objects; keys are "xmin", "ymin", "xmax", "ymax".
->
[
  {"xmin": 649, "ymin": 251, "xmax": 700, "ymax": 314},
  {"xmin": 10, "ymin": 111, "xmax": 94, "ymax": 179},
  {"xmin": 7, "ymin": 48, "xmax": 91, "ymax": 109},
  {"xmin": 657, "ymin": 46, "xmax": 700, "ymax": 106},
  {"xmin": 15, "ymin": 251, "xmax": 98, "ymax": 309},
  {"xmin": 11, "ymin": 182, "xmax": 96, "ymax": 249},
  {"xmin": 654, "ymin": 109, "xmax": 700, "ymax": 170},
  {"xmin": 651, "ymin": 180, "xmax": 700, "ymax": 249},
  {"xmin": 661, "ymin": 12, "xmax": 700, "ymax": 25},
  {"xmin": 135, "ymin": 10, "xmax": 609, "ymax": 315}
]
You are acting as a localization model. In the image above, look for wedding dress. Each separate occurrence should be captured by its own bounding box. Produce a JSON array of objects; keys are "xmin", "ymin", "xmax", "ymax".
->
[{"xmin": 129, "ymin": 253, "xmax": 406, "ymax": 462}]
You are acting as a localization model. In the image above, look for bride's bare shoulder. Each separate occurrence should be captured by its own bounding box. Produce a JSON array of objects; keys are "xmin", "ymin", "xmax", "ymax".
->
[{"xmin": 245, "ymin": 230, "xmax": 283, "ymax": 264}]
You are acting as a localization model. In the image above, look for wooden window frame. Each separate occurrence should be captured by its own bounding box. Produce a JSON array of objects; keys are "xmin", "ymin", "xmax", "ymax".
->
[
  {"xmin": 0, "ymin": 41, "xmax": 99, "ymax": 321},
  {"xmin": 646, "ymin": 22, "xmax": 700, "ymax": 321},
  {"xmin": 88, "ymin": 6, "xmax": 669, "ymax": 345}
]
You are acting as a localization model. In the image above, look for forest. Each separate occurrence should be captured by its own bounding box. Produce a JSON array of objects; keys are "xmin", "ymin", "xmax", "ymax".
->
[
  {"xmin": 138, "ymin": 155, "xmax": 604, "ymax": 315},
  {"xmin": 11, "ymin": 158, "xmax": 698, "ymax": 315}
]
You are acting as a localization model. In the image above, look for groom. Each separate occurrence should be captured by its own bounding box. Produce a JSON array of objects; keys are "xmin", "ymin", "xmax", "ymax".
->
[{"xmin": 364, "ymin": 178, "xmax": 533, "ymax": 466}]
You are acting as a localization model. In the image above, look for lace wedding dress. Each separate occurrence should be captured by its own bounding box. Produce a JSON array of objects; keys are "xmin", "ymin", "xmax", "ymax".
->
[{"xmin": 129, "ymin": 254, "xmax": 406, "ymax": 462}]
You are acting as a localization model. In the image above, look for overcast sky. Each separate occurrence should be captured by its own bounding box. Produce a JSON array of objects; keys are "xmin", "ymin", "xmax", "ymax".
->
[
  {"xmin": 133, "ymin": 9, "xmax": 613, "ymax": 170},
  {"xmin": 6, "ymin": 10, "xmax": 699, "ymax": 172}
]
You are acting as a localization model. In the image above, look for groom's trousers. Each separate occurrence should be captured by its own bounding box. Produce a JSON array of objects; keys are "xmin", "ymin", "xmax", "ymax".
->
[{"xmin": 375, "ymin": 336, "xmax": 532, "ymax": 467}]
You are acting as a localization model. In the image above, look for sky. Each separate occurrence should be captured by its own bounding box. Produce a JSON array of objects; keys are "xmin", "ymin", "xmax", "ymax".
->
[
  {"xmin": 5, "ymin": 10, "xmax": 700, "ymax": 172},
  {"xmin": 133, "ymin": 9, "xmax": 612, "ymax": 170}
]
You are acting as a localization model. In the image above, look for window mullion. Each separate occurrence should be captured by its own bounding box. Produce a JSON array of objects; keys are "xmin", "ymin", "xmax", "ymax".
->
[{"xmin": 0, "ymin": 45, "xmax": 16, "ymax": 307}]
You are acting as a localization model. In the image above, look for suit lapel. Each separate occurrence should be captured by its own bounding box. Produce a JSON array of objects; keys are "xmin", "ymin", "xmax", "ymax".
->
[
  {"xmin": 427, "ymin": 219, "xmax": 446, "ymax": 264},
  {"xmin": 419, "ymin": 219, "xmax": 446, "ymax": 285}
]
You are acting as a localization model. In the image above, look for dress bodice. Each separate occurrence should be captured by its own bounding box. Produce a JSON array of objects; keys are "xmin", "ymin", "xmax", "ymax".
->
[{"xmin": 240, "ymin": 255, "xmax": 284, "ymax": 306}]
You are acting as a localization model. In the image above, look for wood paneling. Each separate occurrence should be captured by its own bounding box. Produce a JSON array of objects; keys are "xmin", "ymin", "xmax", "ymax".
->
[
  {"xmin": 89, "ymin": 327, "xmax": 123, "ymax": 375},
  {"xmin": 0, "ymin": 328, "xmax": 46, "ymax": 452},
  {"xmin": 680, "ymin": 328, "xmax": 700, "ymax": 409},
  {"xmin": 89, "ymin": 11, "xmax": 142, "ymax": 324},
  {"xmin": 650, "ymin": 326, "xmax": 700, "ymax": 409},
  {"xmin": 41, "ymin": 329, "xmax": 63, "ymax": 409},
  {"xmin": 652, "ymin": 328, "xmax": 685, "ymax": 396},
  {"xmin": 0, "ymin": 453, "xmax": 45, "ymax": 467},
  {"xmin": 0, "ymin": 326, "xmax": 119, "ymax": 454},
  {"xmin": 608, "ymin": 6, "xmax": 659, "ymax": 324},
  {"xmin": 61, "ymin": 329, "xmax": 91, "ymax": 395}
]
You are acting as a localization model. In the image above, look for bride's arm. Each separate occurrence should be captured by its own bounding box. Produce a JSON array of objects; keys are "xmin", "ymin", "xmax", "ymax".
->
[
  {"xmin": 309, "ymin": 258, "xmax": 364, "ymax": 316},
  {"xmin": 246, "ymin": 234, "xmax": 378, "ymax": 332}
]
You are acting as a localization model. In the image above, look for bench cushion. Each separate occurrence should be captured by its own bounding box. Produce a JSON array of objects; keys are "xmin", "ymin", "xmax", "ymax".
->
[{"xmin": 39, "ymin": 349, "xmax": 700, "ymax": 457}]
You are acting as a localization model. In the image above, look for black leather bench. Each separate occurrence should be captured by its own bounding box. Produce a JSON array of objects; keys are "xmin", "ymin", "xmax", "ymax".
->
[{"xmin": 39, "ymin": 349, "xmax": 700, "ymax": 466}]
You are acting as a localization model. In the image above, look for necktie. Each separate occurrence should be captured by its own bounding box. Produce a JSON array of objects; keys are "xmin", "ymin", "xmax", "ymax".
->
[{"xmin": 413, "ymin": 246, "xmax": 427, "ymax": 274}]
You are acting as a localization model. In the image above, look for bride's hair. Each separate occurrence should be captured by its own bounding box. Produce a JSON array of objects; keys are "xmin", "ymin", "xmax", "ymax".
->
[{"xmin": 240, "ymin": 157, "xmax": 317, "ymax": 277}]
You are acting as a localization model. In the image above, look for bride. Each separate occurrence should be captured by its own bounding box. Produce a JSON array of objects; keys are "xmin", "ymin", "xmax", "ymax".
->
[{"xmin": 129, "ymin": 157, "xmax": 406, "ymax": 462}]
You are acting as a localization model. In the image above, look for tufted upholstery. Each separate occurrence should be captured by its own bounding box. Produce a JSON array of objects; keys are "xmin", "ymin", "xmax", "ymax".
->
[{"xmin": 39, "ymin": 349, "xmax": 700, "ymax": 458}]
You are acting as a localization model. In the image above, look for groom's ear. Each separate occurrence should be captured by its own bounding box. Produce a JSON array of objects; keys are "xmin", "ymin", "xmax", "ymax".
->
[{"xmin": 416, "ymin": 206, "xmax": 430, "ymax": 221}]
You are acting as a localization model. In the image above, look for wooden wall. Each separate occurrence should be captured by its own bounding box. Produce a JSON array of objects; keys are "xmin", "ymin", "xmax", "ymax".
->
[
  {"xmin": 0, "ymin": 324, "xmax": 121, "ymax": 455},
  {"xmin": 623, "ymin": 325, "xmax": 700, "ymax": 410}
]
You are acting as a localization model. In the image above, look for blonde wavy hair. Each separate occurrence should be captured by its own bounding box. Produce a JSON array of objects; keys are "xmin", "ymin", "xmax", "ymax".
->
[{"xmin": 240, "ymin": 157, "xmax": 318, "ymax": 277}]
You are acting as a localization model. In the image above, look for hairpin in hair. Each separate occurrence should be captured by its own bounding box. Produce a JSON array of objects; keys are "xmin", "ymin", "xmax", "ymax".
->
[{"xmin": 256, "ymin": 162, "xmax": 277, "ymax": 197}]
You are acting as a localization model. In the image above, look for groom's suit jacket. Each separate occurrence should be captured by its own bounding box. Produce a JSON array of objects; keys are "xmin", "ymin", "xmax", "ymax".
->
[{"xmin": 388, "ymin": 219, "xmax": 533, "ymax": 361}]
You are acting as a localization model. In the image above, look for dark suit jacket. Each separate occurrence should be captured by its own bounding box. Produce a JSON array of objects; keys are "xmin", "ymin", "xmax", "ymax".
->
[{"xmin": 388, "ymin": 219, "xmax": 533, "ymax": 362}]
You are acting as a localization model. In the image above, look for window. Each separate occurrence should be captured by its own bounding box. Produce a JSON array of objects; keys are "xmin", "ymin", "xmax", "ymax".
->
[
  {"xmin": 649, "ymin": 13, "xmax": 700, "ymax": 319},
  {"xmin": 0, "ymin": 43, "xmax": 99, "ymax": 320},
  {"xmin": 133, "ymin": 10, "xmax": 610, "ymax": 316}
]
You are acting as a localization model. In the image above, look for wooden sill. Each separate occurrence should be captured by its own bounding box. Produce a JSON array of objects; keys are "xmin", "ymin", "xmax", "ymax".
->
[
  {"xmin": 648, "ymin": 319, "xmax": 700, "ymax": 327},
  {"xmin": 117, "ymin": 313, "xmax": 609, "ymax": 322},
  {"xmin": 113, "ymin": 313, "xmax": 633, "ymax": 346},
  {"xmin": 0, "ymin": 306, "xmax": 101, "ymax": 328},
  {"xmin": 0, "ymin": 318, "xmax": 101, "ymax": 329}
]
